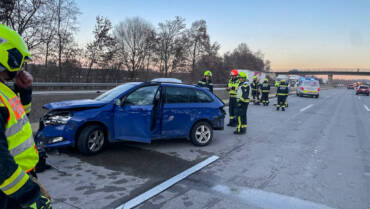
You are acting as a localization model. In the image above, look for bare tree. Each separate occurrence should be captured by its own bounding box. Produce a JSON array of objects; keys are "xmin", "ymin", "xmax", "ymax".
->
[
  {"xmin": 156, "ymin": 16, "xmax": 186, "ymax": 77},
  {"xmin": 0, "ymin": 0, "xmax": 15, "ymax": 22},
  {"xmin": 114, "ymin": 17, "xmax": 154, "ymax": 80},
  {"xmin": 187, "ymin": 20, "xmax": 210, "ymax": 79},
  {"xmin": 55, "ymin": 0, "xmax": 79, "ymax": 79},
  {"xmin": 85, "ymin": 16, "xmax": 114, "ymax": 82}
]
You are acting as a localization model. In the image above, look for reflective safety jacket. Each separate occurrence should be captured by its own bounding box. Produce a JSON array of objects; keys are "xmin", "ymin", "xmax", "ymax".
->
[
  {"xmin": 277, "ymin": 84, "xmax": 289, "ymax": 96},
  {"xmin": 228, "ymin": 79, "xmax": 240, "ymax": 98},
  {"xmin": 0, "ymin": 82, "xmax": 39, "ymax": 199},
  {"xmin": 260, "ymin": 82, "xmax": 270, "ymax": 93},
  {"xmin": 237, "ymin": 81, "xmax": 250, "ymax": 103},
  {"xmin": 251, "ymin": 81, "xmax": 260, "ymax": 93},
  {"xmin": 198, "ymin": 78, "xmax": 213, "ymax": 93}
]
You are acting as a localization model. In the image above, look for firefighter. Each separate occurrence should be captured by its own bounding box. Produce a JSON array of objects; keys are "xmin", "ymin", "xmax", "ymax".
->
[
  {"xmin": 0, "ymin": 24, "xmax": 51, "ymax": 209},
  {"xmin": 260, "ymin": 78, "xmax": 270, "ymax": 106},
  {"xmin": 234, "ymin": 72, "xmax": 249, "ymax": 135},
  {"xmin": 226, "ymin": 69, "xmax": 239, "ymax": 127},
  {"xmin": 276, "ymin": 79, "xmax": 289, "ymax": 111},
  {"xmin": 251, "ymin": 76, "xmax": 260, "ymax": 105},
  {"xmin": 198, "ymin": 70, "xmax": 213, "ymax": 93}
]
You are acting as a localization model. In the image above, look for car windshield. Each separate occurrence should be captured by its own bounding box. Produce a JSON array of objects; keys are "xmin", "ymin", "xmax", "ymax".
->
[
  {"xmin": 302, "ymin": 80, "xmax": 319, "ymax": 87},
  {"xmin": 95, "ymin": 83, "xmax": 140, "ymax": 102}
]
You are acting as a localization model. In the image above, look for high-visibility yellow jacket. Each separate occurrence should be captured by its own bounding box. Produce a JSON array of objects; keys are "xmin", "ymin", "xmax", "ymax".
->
[
  {"xmin": 228, "ymin": 79, "xmax": 240, "ymax": 97},
  {"xmin": 0, "ymin": 82, "xmax": 38, "ymax": 198}
]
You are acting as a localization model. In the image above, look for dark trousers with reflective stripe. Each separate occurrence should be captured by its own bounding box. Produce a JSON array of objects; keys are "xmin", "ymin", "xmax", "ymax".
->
[
  {"xmin": 229, "ymin": 97, "xmax": 237, "ymax": 123},
  {"xmin": 251, "ymin": 90, "xmax": 259, "ymax": 102},
  {"xmin": 277, "ymin": 95, "xmax": 287, "ymax": 107},
  {"xmin": 237, "ymin": 102, "xmax": 248, "ymax": 132},
  {"xmin": 261, "ymin": 92, "xmax": 269, "ymax": 104}
]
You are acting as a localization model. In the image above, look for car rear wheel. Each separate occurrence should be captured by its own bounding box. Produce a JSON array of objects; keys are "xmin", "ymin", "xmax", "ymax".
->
[
  {"xmin": 77, "ymin": 125, "xmax": 106, "ymax": 155},
  {"xmin": 190, "ymin": 121, "xmax": 213, "ymax": 146}
]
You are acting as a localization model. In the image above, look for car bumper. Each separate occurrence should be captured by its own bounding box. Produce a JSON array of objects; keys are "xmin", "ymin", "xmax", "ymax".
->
[
  {"xmin": 302, "ymin": 90, "xmax": 319, "ymax": 95},
  {"xmin": 357, "ymin": 91, "xmax": 369, "ymax": 94},
  {"xmin": 212, "ymin": 115, "xmax": 225, "ymax": 130},
  {"xmin": 35, "ymin": 124, "xmax": 74, "ymax": 149}
]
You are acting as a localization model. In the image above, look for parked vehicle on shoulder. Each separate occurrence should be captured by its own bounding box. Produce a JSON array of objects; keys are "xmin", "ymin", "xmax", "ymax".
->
[
  {"xmin": 347, "ymin": 84, "xmax": 354, "ymax": 89},
  {"xmin": 35, "ymin": 82, "xmax": 225, "ymax": 155},
  {"xmin": 356, "ymin": 85, "xmax": 370, "ymax": 96},
  {"xmin": 296, "ymin": 79, "xmax": 320, "ymax": 98}
]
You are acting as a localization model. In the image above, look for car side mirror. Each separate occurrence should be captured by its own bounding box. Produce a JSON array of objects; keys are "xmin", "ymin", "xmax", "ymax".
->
[{"xmin": 114, "ymin": 98, "xmax": 122, "ymax": 106}]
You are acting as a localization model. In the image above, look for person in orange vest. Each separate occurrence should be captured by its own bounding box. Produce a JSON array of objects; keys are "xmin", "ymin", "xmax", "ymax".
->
[{"xmin": 0, "ymin": 24, "xmax": 51, "ymax": 209}]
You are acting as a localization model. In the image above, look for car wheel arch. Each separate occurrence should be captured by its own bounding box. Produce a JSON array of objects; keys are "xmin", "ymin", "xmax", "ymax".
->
[
  {"xmin": 188, "ymin": 119, "xmax": 213, "ymax": 139},
  {"xmin": 75, "ymin": 121, "xmax": 111, "ymax": 147}
]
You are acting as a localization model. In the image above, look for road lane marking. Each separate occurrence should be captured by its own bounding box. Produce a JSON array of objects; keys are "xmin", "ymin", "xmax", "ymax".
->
[
  {"xmin": 116, "ymin": 155, "xmax": 219, "ymax": 209},
  {"xmin": 364, "ymin": 105, "xmax": 370, "ymax": 112},
  {"xmin": 300, "ymin": 104, "xmax": 314, "ymax": 112},
  {"xmin": 213, "ymin": 185, "xmax": 335, "ymax": 209}
]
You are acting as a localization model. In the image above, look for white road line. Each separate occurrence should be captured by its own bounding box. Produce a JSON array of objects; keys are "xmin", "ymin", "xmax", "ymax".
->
[
  {"xmin": 213, "ymin": 185, "xmax": 335, "ymax": 209},
  {"xmin": 300, "ymin": 104, "xmax": 314, "ymax": 112},
  {"xmin": 364, "ymin": 105, "xmax": 370, "ymax": 112},
  {"xmin": 116, "ymin": 155, "xmax": 220, "ymax": 209}
]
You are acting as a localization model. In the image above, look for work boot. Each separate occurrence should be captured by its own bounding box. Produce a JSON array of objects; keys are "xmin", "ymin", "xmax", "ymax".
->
[
  {"xmin": 282, "ymin": 107, "xmax": 285, "ymax": 111},
  {"xmin": 233, "ymin": 130, "xmax": 242, "ymax": 135},
  {"xmin": 240, "ymin": 128, "xmax": 247, "ymax": 134},
  {"xmin": 276, "ymin": 106, "xmax": 280, "ymax": 111}
]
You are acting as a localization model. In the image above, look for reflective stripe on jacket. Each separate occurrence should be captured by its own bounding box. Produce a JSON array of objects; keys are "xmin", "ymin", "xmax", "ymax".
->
[
  {"xmin": 237, "ymin": 81, "xmax": 250, "ymax": 103},
  {"xmin": 228, "ymin": 79, "xmax": 240, "ymax": 97},
  {"xmin": 0, "ymin": 83, "xmax": 38, "ymax": 173}
]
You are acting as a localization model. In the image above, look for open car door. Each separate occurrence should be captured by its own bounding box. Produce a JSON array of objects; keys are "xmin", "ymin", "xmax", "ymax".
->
[{"xmin": 113, "ymin": 85, "xmax": 160, "ymax": 143}]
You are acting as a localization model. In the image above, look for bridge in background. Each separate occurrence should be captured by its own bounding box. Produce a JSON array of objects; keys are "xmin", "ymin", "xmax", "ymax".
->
[{"xmin": 272, "ymin": 69, "xmax": 370, "ymax": 85}]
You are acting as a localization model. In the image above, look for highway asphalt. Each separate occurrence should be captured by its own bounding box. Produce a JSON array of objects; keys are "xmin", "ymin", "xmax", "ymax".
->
[{"xmin": 37, "ymin": 88, "xmax": 370, "ymax": 209}]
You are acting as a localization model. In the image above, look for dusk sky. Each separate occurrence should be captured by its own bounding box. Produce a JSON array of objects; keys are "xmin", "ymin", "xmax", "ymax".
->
[{"xmin": 75, "ymin": 0, "xmax": 370, "ymax": 70}]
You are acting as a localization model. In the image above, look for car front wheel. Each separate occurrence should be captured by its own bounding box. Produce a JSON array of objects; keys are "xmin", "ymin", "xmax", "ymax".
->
[
  {"xmin": 190, "ymin": 121, "xmax": 213, "ymax": 146},
  {"xmin": 77, "ymin": 125, "xmax": 106, "ymax": 155}
]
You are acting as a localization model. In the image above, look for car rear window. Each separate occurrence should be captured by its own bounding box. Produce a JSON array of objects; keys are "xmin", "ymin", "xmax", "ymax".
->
[
  {"xmin": 165, "ymin": 87, "xmax": 213, "ymax": 103},
  {"xmin": 303, "ymin": 80, "xmax": 319, "ymax": 86},
  {"xmin": 360, "ymin": 86, "xmax": 369, "ymax": 89}
]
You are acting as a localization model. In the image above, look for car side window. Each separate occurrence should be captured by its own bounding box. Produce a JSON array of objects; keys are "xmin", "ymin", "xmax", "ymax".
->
[
  {"xmin": 195, "ymin": 90, "xmax": 213, "ymax": 103},
  {"xmin": 125, "ymin": 85, "xmax": 159, "ymax": 105},
  {"xmin": 165, "ymin": 87, "xmax": 196, "ymax": 103}
]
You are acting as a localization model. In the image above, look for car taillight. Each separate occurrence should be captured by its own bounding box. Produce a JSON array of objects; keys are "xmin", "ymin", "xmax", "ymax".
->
[
  {"xmin": 318, "ymin": 87, "xmax": 320, "ymax": 91},
  {"xmin": 300, "ymin": 87, "xmax": 304, "ymax": 91}
]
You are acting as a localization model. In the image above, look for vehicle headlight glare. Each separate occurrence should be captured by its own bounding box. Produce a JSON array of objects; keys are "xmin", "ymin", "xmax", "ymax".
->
[{"xmin": 44, "ymin": 114, "xmax": 71, "ymax": 125}]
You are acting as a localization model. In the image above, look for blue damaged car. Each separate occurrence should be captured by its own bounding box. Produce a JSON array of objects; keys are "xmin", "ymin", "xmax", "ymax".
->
[{"xmin": 35, "ymin": 82, "xmax": 225, "ymax": 155}]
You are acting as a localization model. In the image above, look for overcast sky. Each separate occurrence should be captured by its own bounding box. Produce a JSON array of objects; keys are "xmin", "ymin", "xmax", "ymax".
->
[{"xmin": 75, "ymin": 0, "xmax": 370, "ymax": 70}]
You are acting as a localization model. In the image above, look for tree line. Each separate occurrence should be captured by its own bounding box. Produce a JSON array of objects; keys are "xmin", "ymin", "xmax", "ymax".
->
[{"xmin": 0, "ymin": 0, "xmax": 271, "ymax": 83}]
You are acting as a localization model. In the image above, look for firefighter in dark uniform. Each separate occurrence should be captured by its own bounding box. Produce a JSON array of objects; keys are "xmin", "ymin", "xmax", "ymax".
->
[
  {"xmin": 234, "ymin": 72, "xmax": 249, "ymax": 135},
  {"xmin": 276, "ymin": 80, "xmax": 289, "ymax": 111},
  {"xmin": 260, "ymin": 78, "xmax": 270, "ymax": 106},
  {"xmin": 197, "ymin": 70, "xmax": 213, "ymax": 93},
  {"xmin": 226, "ymin": 69, "xmax": 239, "ymax": 127},
  {"xmin": 251, "ymin": 76, "xmax": 260, "ymax": 105}
]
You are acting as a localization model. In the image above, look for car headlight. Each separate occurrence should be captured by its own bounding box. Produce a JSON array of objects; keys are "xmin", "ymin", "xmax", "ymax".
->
[{"xmin": 43, "ymin": 112, "xmax": 72, "ymax": 126}]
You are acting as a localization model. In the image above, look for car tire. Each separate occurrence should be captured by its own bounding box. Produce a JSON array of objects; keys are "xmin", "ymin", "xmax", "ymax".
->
[
  {"xmin": 77, "ymin": 125, "xmax": 106, "ymax": 155},
  {"xmin": 190, "ymin": 121, "xmax": 213, "ymax": 146},
  {"xmin": 299, "ymin": 93, "xmax": 303, "ymax": 97}
]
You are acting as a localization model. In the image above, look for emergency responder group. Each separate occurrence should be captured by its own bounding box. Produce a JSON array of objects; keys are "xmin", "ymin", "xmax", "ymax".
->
[
  {"xmin": 0, "ymin": 24, "xmax": 51, "ymax": 209},
  {"xmin": 199, "ymin": 68, "xmax": 289, "ymax": 135}
]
